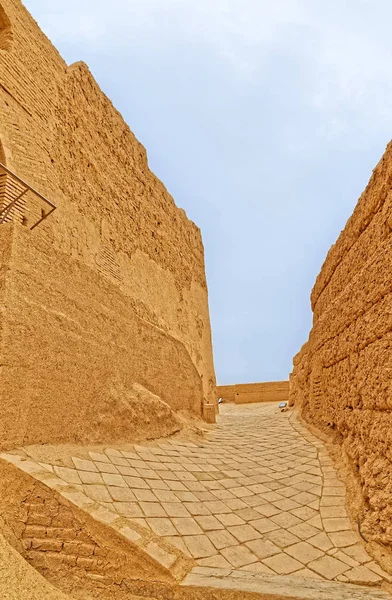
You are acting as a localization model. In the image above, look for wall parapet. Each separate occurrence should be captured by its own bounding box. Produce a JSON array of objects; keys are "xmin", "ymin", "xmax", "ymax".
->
[{"xmin": 217, "ymin": 381, "xmax": 289, "ymax": 405}]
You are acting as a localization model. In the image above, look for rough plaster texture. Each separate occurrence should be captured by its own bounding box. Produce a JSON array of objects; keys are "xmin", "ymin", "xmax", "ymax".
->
[
  {"xmin": 290, "ymin": 142, "xmax": 392, "ymax": 558},
  {"xmin": 217, "ymin": 382, "xmax": 289, "ymax": 404},
  {"xmin": 0, "ymin": 457, "xmax": 190, "ymax": 599},
  {"xmin": 0, "ymin": 0, "xmax": 216, "ymax": 449}
]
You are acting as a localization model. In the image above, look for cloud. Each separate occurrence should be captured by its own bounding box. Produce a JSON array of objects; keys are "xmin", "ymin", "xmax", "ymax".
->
[
  {"xmin": 26, "ymin": 0, "xmax": 392, "ymax": 136},
  {"xmin": 21, "ymin": 0, "xmax": 392, "ymax": 383}
]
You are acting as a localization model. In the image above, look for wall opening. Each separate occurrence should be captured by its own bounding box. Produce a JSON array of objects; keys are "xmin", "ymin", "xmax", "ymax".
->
[{"xmin": 0, "ymin": 4, "xmax": 12, "ymax": 51}]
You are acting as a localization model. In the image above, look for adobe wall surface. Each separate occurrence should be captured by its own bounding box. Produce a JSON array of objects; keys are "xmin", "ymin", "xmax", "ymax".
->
[
  {"xmin": 0, "ymin": 0, "xmax": 216, "ymax": 448},
  {"xmin": 217, "ymin": 381, "xmax": 289, "ymax": 404},
  {"xmin": 290, "ymin": 142, "xmax": 392, "ymax": 551}
]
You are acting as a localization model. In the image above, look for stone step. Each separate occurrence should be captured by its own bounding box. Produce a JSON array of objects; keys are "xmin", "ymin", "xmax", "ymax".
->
[{"xmin": 182, "ymin": 566, "xmax": 392, "ymax": 600}]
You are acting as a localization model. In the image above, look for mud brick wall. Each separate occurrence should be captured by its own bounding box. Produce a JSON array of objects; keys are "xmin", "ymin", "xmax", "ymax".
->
[
  {"xmin": 0, "ymin": 460, "xmax": 174, "ymax": 592},
  {"xmin": 22, "ymin": 488, "xmax": 110, "ymax": 579},
  {"xmin": 290, "ymin": 142, "xmax": 392, "ymax": 550},
  {"xmin": 217, "ymin": 381, "xmax": 289, "ymax": 404},
  {"xmin": 0, "ymin": 0, "xmax": 216, "ymax": 447}
]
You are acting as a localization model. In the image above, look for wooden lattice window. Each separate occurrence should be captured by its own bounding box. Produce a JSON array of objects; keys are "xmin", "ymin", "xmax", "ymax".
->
[{"xmin": 0, "ymin": 159, "xmax": 57, "ymax": 230}]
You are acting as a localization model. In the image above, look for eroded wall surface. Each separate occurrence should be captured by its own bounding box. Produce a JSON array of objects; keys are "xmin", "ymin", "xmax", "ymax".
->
[
  {"xmin": 217, "ymin": 381, "xmax": 289, "ymax": 404},
  {"xmin": 290, "ymin": 143, "xmax": 392, "ymax": 550},
  {"xmin": 0, "ymin": 0, "xmax": 216, "ymax": 448}
]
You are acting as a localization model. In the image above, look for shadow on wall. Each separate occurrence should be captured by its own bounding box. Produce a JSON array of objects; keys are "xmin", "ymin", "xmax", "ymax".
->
[{"xmin": 0, "ymin": 4, "xmax": 12, "ymax": 51}]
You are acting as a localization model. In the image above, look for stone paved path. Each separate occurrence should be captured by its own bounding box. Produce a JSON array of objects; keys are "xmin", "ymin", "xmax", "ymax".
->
[{"xmin": 2, "ymin": 403, "xmax": 391, "ymax": 588}]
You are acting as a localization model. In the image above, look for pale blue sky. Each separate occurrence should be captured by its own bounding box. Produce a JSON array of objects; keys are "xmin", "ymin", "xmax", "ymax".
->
[{"xmin": 24, "ymin": 0, "xmax": 392, "ymax": 384}]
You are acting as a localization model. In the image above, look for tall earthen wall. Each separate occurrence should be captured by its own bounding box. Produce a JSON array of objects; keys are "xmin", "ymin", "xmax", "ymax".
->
[
  {"xmin": 290, "ymin": 142, "xmax": 392, "ymax": 552},
  {"xmin": 0, "ymin": 0, "xmax": 216, "ymax": 448},
  {"xmin": 217, "ymin": 381, "xmax": 289, "ymax": 404}
]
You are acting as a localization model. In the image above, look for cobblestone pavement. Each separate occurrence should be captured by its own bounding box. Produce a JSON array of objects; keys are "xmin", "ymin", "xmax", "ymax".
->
[{"xmin": 2, "ymin": 403, "xmax": 391, "ymax": 587}]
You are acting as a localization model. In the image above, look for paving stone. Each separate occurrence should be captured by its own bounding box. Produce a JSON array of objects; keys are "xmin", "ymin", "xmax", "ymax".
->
[
  {"xmin": 235, "ymin": 508, "xmax": 262, "ymax": 521},
  {"xmin": 333, "ymin": 550, "xmax": 360, "ymax": 568},
  {"xmin": 323, "ymin": 487, "xmax": 345, "ymax": 497},
  {"xmin": 95, "ymin": 462, "xmax": 119, "ymax": 474},
  {"xmin": 117, "ymin": 466, "xmax": 139, "ymax": 477},
  {"xmin": 164, "ymin": 536, "xmax": 191, "ymax": 557},
  {"xmin": 133, "ymin": 489, "xmax": 157, "ymax": 502},
  {"xmin": 140, "ymin": 502, "xmax": 167, "ymax": 517},
  {"xmin": 207, "ymin": 530, "xmax": 238, "ymax": 549},
  {"xmin": 320, "ymin": 496, "xmax": 346, "ymax": 507},
  {"xmin": 119, "ymin": 526, "xmax": 142, "ymax": 543},
  {"xmin": 221, "ymin": 545, "xmax": 258, "ymax": 568},
  {"xmin": 291, "ymin": 492, "xmax": 319, "ymax": 506},
  {"xmin": 291, "ymin": 506, "xmax": 318, "ymax": 521},
  {"xmin": 102, "ymin": 473, "xmax": 127, "ymax": 488},
  {"xmin": 146, "ymin": 518, "xmax": 177, "ymax": 536},
  {"xmin": 308, "ymin": 555, "xmax": 349, "ymax": 579},
  {"xmin": 216, "ymin": 513, "xmax": 245, "ymax": 527},
  {"xmin": 162, "ymin": 503, "xmax": 191, "ymax": 517},
  {"xmin": 246, "ymin": 538, "xmax": 280, "ymax": 559},
  {"xmin": 239, "ymin": 562, "xmax": 275, "ymax": 574},
  {"xmin": 54, "ymin": 466, "xmax": 81, "ymax": 484},
  {"xmin": 168, "ymin": 481, "xmax": 189, "ymax": 492},
  {"xmin": 243, "ymin": 495, "xmax": 268, "ymax": 508},
  {"xmin": 72, "ymin": 458, "xmax": 98, "ymax": 472},
  {"xmin": 172, "ymin": 517, "xmax": 203, "ymax": 535},
  {"xmin": 270, "ymin": 512, "xmax": 302, "ymax": 529},
  {"xmin": 79, "ymin": 471, "xmax": 104, "ymax": 485},
  {"xmin": 145, "ymin": 542, "xmax": 177, "ymax": 568},
  {"xmin": 285, "ymin": 541, "xmax": 324, "ymax": 564},
  {"xmin": 323, "ymin": 518, "xmax": 352, "ymax": 533},
  {"xmin": 307, "ymin": 532, "xmax": 334, "ymax": 551},
  {"xmin": 114, "ymin": 502, "xmax": 143, "ymax": 518},
  {"xmin": 228, "ymin": 524, "xmax": 260, "ymax": 542},
  {"xmin": 288, "ymin": 522, "xmax": 320, "ymax": 540},
  {"xmin": 184, "ymin": 502, "xmax": 211, "ymax": 516},
  {"xmin": 273, "ymin": 498, "xmax": 302, "ymax": 511},
  {"xmin": 108, "ymin": 487, "xmax": 136, "ymax": 502},
  {"xmin": 251, "ymin": 517, "xmax": 280, "ymax": 534},
  {"xmin": 84, "ymin": 485, "xmax": 112, "ymax": 503},
  {"xmin": 320, "ymin": 505, "xmax": 347, "ymax": 519},
  {"xmin": 343, "ymin": 543, "xmax": 372, "ymax": 564},
  {"xmin": 344, "ymin": 565, "xmax": 383, "ymax": 585},
  {"xmin": 195, "ymin": 492, "xmax": 217, "ymax": 502},
  {"xmin": 149, "ymin": 479, "xmax": 170, "ymax": 490},
  {"xmin": 196, "ymin": 555, "xmax": 232, "ymax": 569},
  {"xmin": 292, "ymin": 567, "xmax": 324, "ymax": 580},
  {"xmin": 184, "ymin": 535, "xmax": 216, "ymax": 558},
  {"xmin": 195, "ymin": 516, "xmax": 224, "ymax": 531},
  {"xmin": 262, "ymin": 552, "xmax": 303, "ymax": 575},
  {"xmin": 175, "ymin": 491, "xmax": 199, "ymax": 502},
  {"xmin": 328, "ymin": 531, "xmax": 359, "ymax": 548},
  {"xmin": 307, "ymin": 515, "xmax": 323, "ymax": 530},
  {"xmin": 254, "ymin": 503, "xmax": 281, "ymax": 517},
  {"xmin": 90, "ymin": 506, "xmax": 118, "ymax": 525},
  {"xmin": 89, "ymin": 452, "xmax": 111, "ymax": 463},
  {"xmin": 105, "ymin": 448, "xmax": 123, "ymax": 458},
  {"xmin": 264, "ymin": 528, "xmax": 301, "ymax": 548}
]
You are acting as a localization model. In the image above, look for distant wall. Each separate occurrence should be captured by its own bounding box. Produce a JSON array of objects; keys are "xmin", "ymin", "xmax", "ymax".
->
[
  {"xmin": 290, "ymin": 142, "xmax": 392, "ymax": 551},
  {"xmin": 217, "ymin": 381, "xmax": 289, "ymax": 404},
  {"xmin": 0, "ymin": 0, "xmax": 216, "ymax": 448}
]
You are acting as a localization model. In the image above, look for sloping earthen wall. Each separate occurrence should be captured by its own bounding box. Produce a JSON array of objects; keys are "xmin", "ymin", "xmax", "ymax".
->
[
  {"xmin": 0, "ymin": 0, "xmax": 216, "ymax": 449},
  {"xmin": 290, "ymin": 142, "xmax": 392, "ymax": 551},
  {"xmin": 217, "ymin": 381, "xmax": 289, "ymax": 404}
]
